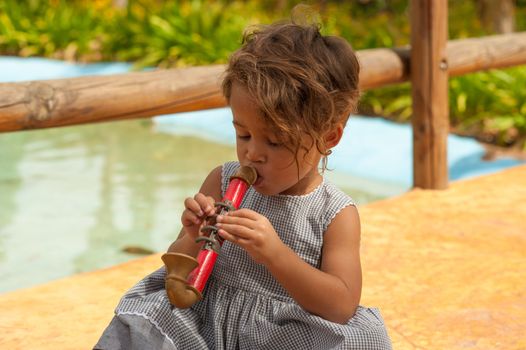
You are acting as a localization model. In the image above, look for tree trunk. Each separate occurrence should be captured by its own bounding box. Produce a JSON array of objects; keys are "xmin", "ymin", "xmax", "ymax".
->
[{"xmin": 477, "ymin": 0, "xmax": 516, "ymax": 34}]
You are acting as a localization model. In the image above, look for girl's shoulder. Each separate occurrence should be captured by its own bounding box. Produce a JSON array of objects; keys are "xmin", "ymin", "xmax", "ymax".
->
[
  {"xmin": 320, "ymin": 179, "xmax": 355, "ymax": 203},
  {"xmin": 220, "ymin": 161, "xmax": 241, "ymax": 194},
  {"xmin": 221, "ymin": 160, "xmax": 240, "ymax": 176},
  {"xmin": 317, "ymin": 180, "xmax": 356, "ymax": 232}
]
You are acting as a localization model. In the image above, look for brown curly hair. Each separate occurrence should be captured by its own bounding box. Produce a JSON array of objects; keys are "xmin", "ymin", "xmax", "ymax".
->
[{"xmin": 222, "ymin": 18, "xmax": 360, "ymax": 171}]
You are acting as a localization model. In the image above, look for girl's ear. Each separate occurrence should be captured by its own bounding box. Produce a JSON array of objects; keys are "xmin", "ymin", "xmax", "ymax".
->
[{"xmin": 324, "ymin": 124, "xmax": 344, "ymax": 149}]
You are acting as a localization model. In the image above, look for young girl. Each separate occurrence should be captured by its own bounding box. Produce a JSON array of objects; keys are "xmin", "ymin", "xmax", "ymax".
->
[{"xmin": 96, "ymin": 19, "xmax": 392, "ymax": 350}]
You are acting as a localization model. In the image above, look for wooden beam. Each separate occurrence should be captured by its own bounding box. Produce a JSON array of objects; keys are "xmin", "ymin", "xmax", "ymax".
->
[
  {"xmin": 1, "ymin": 33, "xmax": 525, "ymax": 133},
  {"xmin": 0, "ymin": 65, "xmax": 226, "ymax": 132},
  {"xmin": 447, "ymin": 33, "xmax": 526, "ymax": 75},
  {"xmin": 359, "ymin": 32, "xmax": 526, "ymax": 89},
  {"xmin": 410, "ymin": 0, "xmax": 449, "ymax": 189},
  {"xmin": 357, "ymin": 48, "xmax": 410, "ymax": 90}
]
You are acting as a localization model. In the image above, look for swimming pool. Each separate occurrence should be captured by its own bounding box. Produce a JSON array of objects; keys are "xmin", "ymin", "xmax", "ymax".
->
[
  {"xmin": 0, "ymin": 117, "xmax": 396, "ymax": 293},
  {"xmin": 0, "ymin": 57, "xmax": 523, "ymax": 293}
]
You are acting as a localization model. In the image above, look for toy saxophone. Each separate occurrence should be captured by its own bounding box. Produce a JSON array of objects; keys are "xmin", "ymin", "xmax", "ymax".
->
[{"xmin": 161, "ymin": 166, "xmax": 257, "ymax": 308}]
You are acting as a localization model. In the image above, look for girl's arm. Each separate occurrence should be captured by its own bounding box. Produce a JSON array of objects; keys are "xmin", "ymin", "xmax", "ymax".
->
[
  {"xmin": 167, "ymin": 166, "xmax": 223, "ymax": 257},
  {"xmin": 268, "ymin": 205, "xmax": 362, "ymax": 324},
  {"xmin": 217, "ymin": 205, "xmax": 361, "ymax": 324}
]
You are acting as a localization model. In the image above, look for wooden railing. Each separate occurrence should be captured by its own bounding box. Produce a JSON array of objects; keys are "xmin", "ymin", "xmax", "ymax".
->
[
  {"xmin": 0, "ymin": 3, "xmax": 525, "ymax": 188},
  {"xmin": 2, "ymin": 32, "xmax": 524, "ymax": 133}
]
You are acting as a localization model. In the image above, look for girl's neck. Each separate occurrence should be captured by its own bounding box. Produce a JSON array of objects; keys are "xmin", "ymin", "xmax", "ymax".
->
[{"xmin": 279, "ymin": 170, "xmax": 323, "ymax": 196}]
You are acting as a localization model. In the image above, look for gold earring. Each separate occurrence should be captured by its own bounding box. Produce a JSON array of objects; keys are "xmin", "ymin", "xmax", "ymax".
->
[{"xmin": 325, "ymin": 149, "xmax": 332, "ymax": 156}]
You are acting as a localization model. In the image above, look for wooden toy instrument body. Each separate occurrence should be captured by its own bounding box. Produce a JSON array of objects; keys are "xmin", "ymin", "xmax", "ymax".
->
[{"xmin": 162, "ymin": 166, "xmax": 257, "ymax": 308}]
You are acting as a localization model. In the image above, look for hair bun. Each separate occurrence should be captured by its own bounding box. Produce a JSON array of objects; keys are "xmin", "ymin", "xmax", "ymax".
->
[{"xmin": 291, "ymin": 4, "xmax": 321, "ymax": 27}]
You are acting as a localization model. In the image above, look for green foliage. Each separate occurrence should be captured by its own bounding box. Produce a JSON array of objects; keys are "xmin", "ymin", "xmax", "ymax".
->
[
  {"xmin": 360, "ymin": 66, "xmax": 526, "ymax": 149},
  {"xmin": 0, "ymin": 0, "xmax": 251, "ymax": 65},
  {"xmin": 359, "ymin": 83, "xmax": 412, "ymax": 122},
  {"xmin": 449, "ymin": 67, "xmax": 526, "ymax": 148},
  {"xmin": 1, "ymin": 0, "xmax": 525, "ymax": 148},
  {"xmin": 0, "ymin": 0, "xmax": 109, "ymax": 60},
  {"xmin": 333, "ymin": 0, "xmax": 526, "ymax": 149},
  {"xmin": 108, "ymin": 0, "xmax": 251, "ymax": 68}
]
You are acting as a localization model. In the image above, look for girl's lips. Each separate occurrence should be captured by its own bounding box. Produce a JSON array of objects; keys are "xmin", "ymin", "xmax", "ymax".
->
[{"xmin": 253, "ymin": 175, "xmax": 263, "ymax": 186}]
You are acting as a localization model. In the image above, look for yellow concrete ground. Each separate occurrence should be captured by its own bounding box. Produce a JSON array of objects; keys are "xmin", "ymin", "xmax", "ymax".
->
[{"xmin": 1, "ymin": 165, "xmax": 525, "ymax": 349}]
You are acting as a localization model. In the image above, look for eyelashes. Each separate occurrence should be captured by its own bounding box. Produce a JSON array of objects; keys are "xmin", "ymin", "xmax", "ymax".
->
[{"xmin": 236, "ymin": 134, "xmax": 282, "ymax": 148}]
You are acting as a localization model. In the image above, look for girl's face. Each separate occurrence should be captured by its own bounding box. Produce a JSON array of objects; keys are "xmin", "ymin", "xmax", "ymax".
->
[{"xmin": 229, "ymin": 83, "xmax": 322, "ymax": 196}]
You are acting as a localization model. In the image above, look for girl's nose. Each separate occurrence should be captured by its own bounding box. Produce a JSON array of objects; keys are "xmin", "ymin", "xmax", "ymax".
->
[{"xmin": 246, "ymin": 143, "xmax": 265, "ymax": 163}]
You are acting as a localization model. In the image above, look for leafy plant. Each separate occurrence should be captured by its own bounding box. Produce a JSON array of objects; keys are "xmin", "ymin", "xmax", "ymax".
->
[
  {"xmin": 449, "ymin": 67, "xmax": 526, "ymax": 148},
  {"xmin": 110, "ymin": 0, "xmax": 251, "ymax": 68},
  {"xmin": 359, "ymin": 66, "xmax": 526, "ymax": 149},
  {"xmin": 0, "ymin": 0, "xmax": 109, "ymax": 60}
]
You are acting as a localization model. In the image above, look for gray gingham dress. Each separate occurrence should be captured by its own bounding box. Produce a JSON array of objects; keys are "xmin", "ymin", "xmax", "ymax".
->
[{"xmin": 95, "ymin": 161, "xmax": 392, "ymax": 350}]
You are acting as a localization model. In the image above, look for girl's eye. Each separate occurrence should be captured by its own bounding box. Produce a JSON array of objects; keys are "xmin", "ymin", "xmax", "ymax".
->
[
  {"xmin": 237, "ymin": 134, "xmax": 250, "ymax": 141},
  {"xmin": 267, "ymin": 140, "xmax": 282, "ymax": 148}
]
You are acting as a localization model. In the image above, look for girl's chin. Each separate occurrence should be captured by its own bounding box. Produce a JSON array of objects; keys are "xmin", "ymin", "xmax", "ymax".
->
[
  {"xmin": 252, "ymin": 179, "xmax": 276, "ymax": 196},
  {"xmin": 252, "ymin": 179, "xmax": 266, "ymax": 193}
]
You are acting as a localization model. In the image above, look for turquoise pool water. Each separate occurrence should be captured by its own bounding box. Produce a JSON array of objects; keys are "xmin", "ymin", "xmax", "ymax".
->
[{"xmin": 0, "ymin": 57, "xmax": 523, "ymax": 293}]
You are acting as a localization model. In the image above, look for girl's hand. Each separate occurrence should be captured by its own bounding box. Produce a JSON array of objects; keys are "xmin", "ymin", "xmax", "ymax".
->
[
  {"xmin": 216, "ymin": 209, "xmax": 285, "ymax": 265},
  {"xmin": 181, "ymin": 193, "xmax": 216, "ymax": 240}
]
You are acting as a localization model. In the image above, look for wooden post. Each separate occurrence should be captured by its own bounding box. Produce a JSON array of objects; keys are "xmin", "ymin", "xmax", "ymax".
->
[{"xmin": 410, "ymin": 0, "xmax": 449, "ymax": 189}]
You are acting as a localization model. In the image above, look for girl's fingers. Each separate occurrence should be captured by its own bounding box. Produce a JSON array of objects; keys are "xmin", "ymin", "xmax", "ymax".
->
[
  {"xmin": 184, "ymin": 194, "xmax": 214, "ymax": 217},
  {"xmin": 216, "ymin": 214, "xmax": 254, "ymax": 228},
  {"xmin": 216, "ymin": 223, "xmax": 252, "ymax": 239},
  {"xmin": 206, "ymin": 196, "xmax": 216, "ymax": 210},
  {"xmin": 184, "ymin": 197, "xmax": 204, "ymax": 217},
  {"xmin": 228, "ymin": 208, "xmax": 259, "ymax": 220},
  {"xmin": 218, "ymin": 228, "xmax": 250, "ymax": 245},
  {"xmin": 181, "ymin": 210, "xmax": 201, "ymax": 225},
  {"xmin": 194, "ymin": 193, "xmax": 214, "ymax": 215}
]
